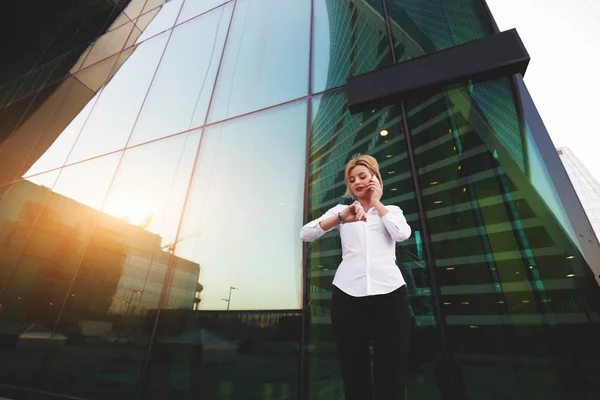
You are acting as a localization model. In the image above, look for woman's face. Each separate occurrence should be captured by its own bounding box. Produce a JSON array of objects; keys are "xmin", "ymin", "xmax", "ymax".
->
[{"xmin": 348, "ymin": 165, "xmax": 375, "ymax": 199}]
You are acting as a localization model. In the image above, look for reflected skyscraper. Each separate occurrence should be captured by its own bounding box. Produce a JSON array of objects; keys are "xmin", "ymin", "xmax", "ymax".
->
[
  {"xmin": 0, "ymin": 1, "xmax": 599, "ymax": 399},
  {"xmin": 558, "ymin": 146, "xmax": 600, "ymax": 240}
]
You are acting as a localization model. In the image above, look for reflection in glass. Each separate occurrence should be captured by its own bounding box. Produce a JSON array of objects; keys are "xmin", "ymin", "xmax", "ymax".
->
[
  {"xmin": 175, "ymin": 100, "xmax": 307, "ymax": 311},
  {"xmin": 81, "ymin": 21, "xmax": 137, "ymax": 69},
  {"xmin": 129, "ymin": 3, "xmax": 233, "ymax": 146},
  {"xmin": 66, "ymin": 32, "xmax": 170, "ymax": 164},
  {"xmin": 386, "ymin": 0, "xmax": 492, "ymax": 62},
  {"xmin": 24, "ymin": 91, "xmax": 101, "ymax": 177},
  {"xmin": 124, "ymin": 0, "xmax": 148, "ymax": 20},
  {"xmin": 24, "ymin": 170, "xmax": 61, "ymax": 189},
  {"xmin": 52, "ymin": 153, "xmax": 122, "ymax": 210},
  {"xmin": 138, "ymin": 101, "xmax": 306, "ymax": 399},
  {"xmin": 102, "ymin": 131, "xmax": 201, "ymax": 247},
  {"xmin": 142, "ymin": 0, "xmax": 168, "ymax": 14},
  {"xmin": 177, "ymin": 0, "xmax": 229, "ymax": 25},
  {"xmin": 306, "ymin": 90, "xmax": 445, "ymax": 399},
  {"xmin": 0, "ymin": 178, "xmax": 107, "ymax": 389},
  {"xmin": 405, "ymin": 78, "xmax": 600, "ymax": 399},
  {"xmin": 207, "ymin": 0, "xmax": 310, "ymax": 123},
  {"xmin": 0, "ymin": 77, "xmax": 94, "ymax": 186},
  {"xmin": 136, "ymin": 0, "xmax": 184, "ymax": 44},
  {"xmin": 22, "ymin": 132, "xmax": 200, "ymax": 399},
  {"xmin": 312, "ymin": 0, "xmax": 393, "ymax": 93},
  {"xmin": 108, "ymin": 13, "xmax": 133, "ymax": 34}
]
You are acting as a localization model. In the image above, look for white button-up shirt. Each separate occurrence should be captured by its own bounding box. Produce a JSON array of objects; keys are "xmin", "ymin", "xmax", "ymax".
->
[{"xmin": 300, "ymin": 204, "xmax": 411, "ymax": 297}]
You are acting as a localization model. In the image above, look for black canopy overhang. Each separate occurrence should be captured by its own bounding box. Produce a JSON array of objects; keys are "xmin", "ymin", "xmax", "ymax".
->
[{"xmin": 346, "ymin": 29, "xmax": 530, "ymax": 113}]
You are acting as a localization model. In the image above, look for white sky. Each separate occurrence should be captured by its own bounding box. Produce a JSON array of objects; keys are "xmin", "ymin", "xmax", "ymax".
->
[{"xmin": 486, "ymin": 0, "xmax": 600, "ymax": 179}]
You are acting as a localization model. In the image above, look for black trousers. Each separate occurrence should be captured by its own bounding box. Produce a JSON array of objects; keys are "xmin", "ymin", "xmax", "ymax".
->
[{"xmin": 331, "ymin": 285, "xmax": 411, "ymax": 400}]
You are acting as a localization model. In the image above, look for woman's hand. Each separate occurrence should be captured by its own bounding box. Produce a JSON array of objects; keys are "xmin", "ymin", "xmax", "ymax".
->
[
  {"xmin": 367, "ymin": 175, "xmax": 383, "ymax": 203},
  {"xmin": 340, "ymin": 203, "xmax": 367, "ymax": 223}
]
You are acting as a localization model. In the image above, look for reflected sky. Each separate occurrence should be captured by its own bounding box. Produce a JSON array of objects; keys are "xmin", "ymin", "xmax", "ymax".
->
[
  {"xmin": 66, "ymin": 32, "xmax": 170, "ymax": 164},
  {"xmin": 207, "ymin": 0, "xmax": 310, "ymax": 122},
  {"xmin": 15, "ymin": 0, "xmax": 332, "ymax": 312},
  {"xmin": 24, "ymin": 92, "xmax": 101, "ymax": 177},
  {"xmin": 135, "ymin": 0, "xmax": 183, "ymax": 44},
  {"xmin": 175, "ymin": 100, "xmax": 307, "ymax": 310},
  {"xmin": 129, "ymin": 3, "xmax": 233, "ymax": 145}
]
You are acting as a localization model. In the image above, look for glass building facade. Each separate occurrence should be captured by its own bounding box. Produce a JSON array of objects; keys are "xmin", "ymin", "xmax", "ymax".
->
[
  {"xmin": 557, "ymin": 147, "xmax": 600, "ymax": 240},
  {"xmin": 0, "ymin": 1, "xmax": 599, "ymax": 399}
]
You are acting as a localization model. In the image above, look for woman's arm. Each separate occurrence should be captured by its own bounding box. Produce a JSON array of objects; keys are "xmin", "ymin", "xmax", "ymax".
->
[
  {"xmin": 300, "ymin": 207, "xmax": 342, "ymax": 242},
  {"xmin": 300, "ymin": 204, "xmax": 367, "ymax": 242},
  {"xmin": 366, "ymin": 176, "xmax": 411, "ymax": 242},
  {"xmin": 380, "ymin": 205, "xmax": 412, "ymax": 242}
]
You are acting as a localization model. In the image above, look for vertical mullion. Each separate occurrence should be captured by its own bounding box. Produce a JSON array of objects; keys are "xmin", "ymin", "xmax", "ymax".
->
[
  {"xmin": 380, "ymin": 0, "xmax": 397, "ymax": 63},
  {"xmin": 300, "ymin": 0, "xmax": 315, "ymax": 397},
  {"xmin": 382, "ymin": 1, "xmax": 461, "ymax": 397},
  {"xmin": 134, "ymin": 0, "xmax": 238, "ymax": 398},
  {"xmin": 399, "ymin": 99, "xmax": 462, "ymax": 399}
]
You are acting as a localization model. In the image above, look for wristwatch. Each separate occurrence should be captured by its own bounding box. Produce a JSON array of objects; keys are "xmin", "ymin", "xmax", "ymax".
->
[{"xmin": 337, "ymin": 212, "xmax": 345, "ymax": 224}]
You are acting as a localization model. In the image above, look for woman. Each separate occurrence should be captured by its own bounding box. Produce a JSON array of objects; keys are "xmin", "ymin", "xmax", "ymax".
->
[{"xmin": 300, "ymin": 154, "xmax": 412, "ymax": 400}]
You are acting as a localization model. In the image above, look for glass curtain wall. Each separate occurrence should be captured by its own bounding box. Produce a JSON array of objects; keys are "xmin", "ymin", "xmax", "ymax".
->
[{"xmin": 0, "ymin": 1, "xmax": 599, "ymax": 400}]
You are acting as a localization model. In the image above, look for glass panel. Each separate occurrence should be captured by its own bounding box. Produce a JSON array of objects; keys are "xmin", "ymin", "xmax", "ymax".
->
[
  {"xmin": 0, "ymin": 156, "xmax": 119, "ymax": 390},
  {"xmin": 177, "ymin": 0, "xmax": 228, "ymax": 25},
  {"xmin": 66, "ymin": 32, "xmax": 170, "ymax": 164},
  {"xmin": 102, "ymin": 131, "xmax": 201, "ymax": 246},
  {"xmin": 404, "ymin": 78, "xmax": 600, "ymax": 399},
  {"xmin": 0, "ymin": 77, "xmax": 95, "ymax": 185},
  {"xmin": 81, "ymin": 21, "xmax": 137, "ymax": 69},
  {"xmin": 142, "ymin": 0, "xmax": 168, "ymax": 14},
  {"xmin": 74, "ymin": 46, "xmax": 136, "ymax": 93},
  {"xmin": 24, "ymin": 132, "xmax": 200, "ymax": 399},
  {"xmin": 136, "ymin": 0, "xmax": 184, "ymax": 44},
  {"xmin": 557, "ymin": 147, "xmax": 600, "ymax": 240},
  {"xmin": 385, "ymin": 0, "xmax": 492, "ymax": 62},
  {"xmin": 129, "ymin": 4, "xmax": 233, "ymax": 146},
  {"xmin": 135, "ymin": 7, "xmax": 162, "ymax": 33},
  {"xmin": 306, "ymin": 90, "xmax": 445, "ymax": 399},
  {"xmin": 75, "ymin": 54, "xmax": 122, "ymax": 93},
  {"xmin": 0, "ymin": 171, "xmax": 60, "ymax": 287},
  {"xmin": 53, "ymin": 153, "xmax": 122, "ymax": 210},
  {"xmin": 108, "ymin": 13, "xmax": 133, "ymax": 33},
  {"xmin": 24, "ymin": 46, "xmax": 141, "ymax": 178},
  {"xmin": 140, "ymin": 100, "xmax": 307, "ymax": 399},
  {"xmin": 207, "ymin": 0, "xmax": 310, "ymax": 123},
  {"xmin": 25, "ymin": 170, "xmax": 62, "ymax": 189},
  {"xmin": 312, "ymin": 0, "xmax": 393, "ymax": 93},
  {"xmin": 124, "ymin": 0, "xmax": 148, "ymax": 20}
]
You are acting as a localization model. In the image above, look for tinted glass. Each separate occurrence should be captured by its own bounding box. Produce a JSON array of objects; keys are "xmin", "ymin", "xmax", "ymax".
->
[
  {"xmin": 0, "ymin": 77, "xmax": 97, "ymax": 185},
  {"xmin": 207, "ymin": 0, "xmax": 310, "ymax": 123},
  {"xmin": 136, "ymin": 0, "xmax": 184, "ymax": 44},
  {"xmin": 177, "ymin": 0, "xmax": 229, "ymax": 24},
  {"xmin": 312, "ymin": 0, "xmax": 393, "ymax": 93},
  {"xmin": 129, "ymin": 3, "xmax": 233, "ymax": 146},
  {"xmin": 0, "ymin": 131, "xmax": 200, "ymax": 398},
  {"xmin": 0, "ymin": 154, "xmax": 120, "ymax": 391},
  {"xmin": 140, "ymin": 100, "xmax": 307, "ymax": 399},
  {"xmin": 305, "ymin": 90, "xmax": 445, "ymax": 399},
  {"xmin": 66, "ymin": 32, "xmax": 170, "ymax": 164},
  {"xmin": 386, "ymin": 0, "xmax": 492, "ymax": 61},
  {"xmin": 23, "ymin": 90, "xmax": 101, "ymax": 178},
  {"xmin": 404, "ymin": 78, "xmax": 600, "ymax": 399}
]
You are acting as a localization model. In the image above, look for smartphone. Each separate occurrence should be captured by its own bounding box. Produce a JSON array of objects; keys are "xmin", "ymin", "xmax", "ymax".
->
[{"xmin": 370, "ymin": 175, "xmax": 378, "ymax": 192}]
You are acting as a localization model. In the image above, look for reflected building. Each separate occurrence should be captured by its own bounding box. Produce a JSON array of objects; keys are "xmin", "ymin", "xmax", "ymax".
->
[
  {"xmin": 1, "ymin": 0, "xmax": 600, "ymax": 400},
  {"xmin": 558, "ymin": 146, "xmax": 600, "ymax": 239},
  {"xmin": 0, "ymin": 180, "xmax": 200, "ymax": 322}
]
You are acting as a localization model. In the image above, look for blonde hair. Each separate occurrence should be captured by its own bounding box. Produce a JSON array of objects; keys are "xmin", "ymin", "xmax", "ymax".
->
[{"xmin": 344, "ymin": 154, "xmax": 383, "ymax": 199}]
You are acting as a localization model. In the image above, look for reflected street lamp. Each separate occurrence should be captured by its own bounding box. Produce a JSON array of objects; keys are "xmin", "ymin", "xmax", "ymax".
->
[
  {"xmin": 221, "ymin": 286, "xmax": 238, "ymax": 312},
  {"xmin": 125, "ymin": 290, "xmax": 143, "ymax": 315}
]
